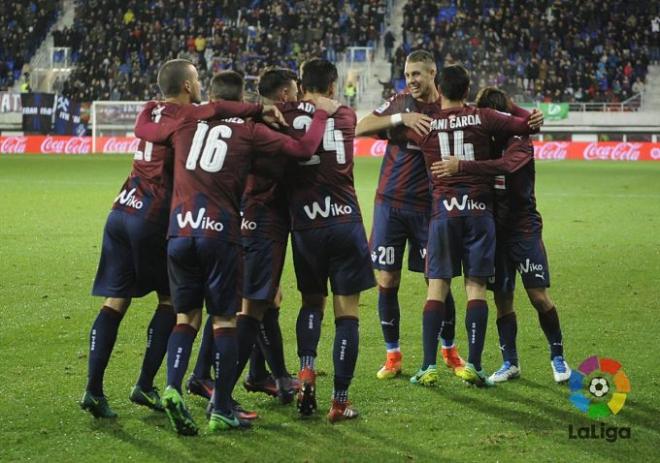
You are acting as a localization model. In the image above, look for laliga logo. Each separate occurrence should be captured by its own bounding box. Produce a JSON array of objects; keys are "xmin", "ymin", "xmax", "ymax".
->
[
  {"xmin": 569, "ymin": 356, "xmax": 630, "ymax": 418},
  {"xmin": 0, "ymin": 136, "xmax": 28, "ymax": 153},
  {"xmin": 583, "ymin": 143, "xmax": 641, "ymax": 161},
  {"xmin": 103, "ymin": 137, "xmax": 141, "ymax": 153},
  {"xmin": 535, "ymin": 142, "xmax": 568, "ymax": 160},
  {"xmin": 567, "ymin": 356, "xmax": 631, "ymax": 442},
  {"xmin": 41, "ymin": 136, "xmax": 91, "ymax": 154}
]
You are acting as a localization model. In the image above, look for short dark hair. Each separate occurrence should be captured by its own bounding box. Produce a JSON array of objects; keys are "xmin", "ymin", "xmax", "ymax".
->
[
  {"xmin": 439, "ymin": 64, "xmax": 470, "ymax": 101},
  {"xmin": 476, "ymin": 87, "xmax": 511, "ymax": 112},
  {"xmin": 406, "ymin": 50, "xmax": 435, "ymax": 66},
  {"xmin": 258, "ymin": 67, "xmax": 298, "ymax": 99},
  {"xmin": 210, "ymin": 71, "xmax": 244, "ymax": 101},
  {"xmin": 301, "ymin": 58, "xmax": 338, "ymax": 94},
  {"xmin": 157, "ymin": 59, "xmax": 194, "ymax": 98}
]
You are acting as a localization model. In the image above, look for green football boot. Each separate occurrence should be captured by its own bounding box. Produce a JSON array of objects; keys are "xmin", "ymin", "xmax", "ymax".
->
[
  {"xmin": 129, "ymin": 385, "xmax": 165, "ymax": 412},
  {"xmin": 161, "ymin": 386, "xmax": 198, "ymax": 436},
  {"xmin": 409, "ymin": 365, "xmax": 439, "ymax": 386},
  {"xmin": 80, "ymin": 391, "xmax": 118, "ymax": 419}
]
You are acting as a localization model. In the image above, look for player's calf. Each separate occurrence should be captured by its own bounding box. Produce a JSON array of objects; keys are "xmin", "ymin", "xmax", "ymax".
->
[{"xmin": 528, "ymin": 288, "xmax": 571, "ymax": 382}]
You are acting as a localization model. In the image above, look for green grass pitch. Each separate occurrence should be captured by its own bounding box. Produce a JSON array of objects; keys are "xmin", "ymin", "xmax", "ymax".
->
[{"xmin": 0, "ymin": 155, "xmax": 659, "ymax": 462}]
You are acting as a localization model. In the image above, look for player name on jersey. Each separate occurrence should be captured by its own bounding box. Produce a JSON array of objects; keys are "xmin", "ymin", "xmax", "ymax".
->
[{"xmin": 430, "ymin": 113, "xmax": 482, "ymax": 130}]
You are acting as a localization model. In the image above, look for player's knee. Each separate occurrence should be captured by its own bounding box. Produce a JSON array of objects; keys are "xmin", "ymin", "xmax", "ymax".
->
[
  {"xmin": 376, "ymin": 270, "xmax": 400, "ymax": 288},
  {"xmin": 527, "ymin": 288, "xmax": 553, "ymax": 313},
  {"xmin": 241, "ymin": 298, "xmax": 268, "ymax": 321},
  {"xmin": 273, "ymin": 288, "xmax": 283, "ymax": 307},
  {"xmin": 427, "ymin": 278, "xmax": 450, "ymax": 302},
  {"xmin": 494, "ymin": 291, "xmax": 514, "ymax": 317},
  {"xmin": 157, "ymin": 293, "xmax": 172, "ymax": 307},
  {"xmin": 302, "ymin": 293, "xmax": 326, "ymax": 312},
  {"xmin": 104, "ymin": 297, "xmax": 131, "ymax": 314},
  {"xmin": 333, "ymin": 294, "xmax": 360, "ymax": 319},
  {"xmin": 464, "ymin": 277, "xmax": 487, "ymax": 300},
  {"xmin": 176, "ymin": 309, "xmax": 202, "ymax": 330},
  {"xmin": 212, "ymin": 315, "xmax": 237, "ymax": 329}
]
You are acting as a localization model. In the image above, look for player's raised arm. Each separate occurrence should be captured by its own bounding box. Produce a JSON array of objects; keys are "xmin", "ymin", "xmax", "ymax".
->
[
  {"xmin": 480, "ymin": 107, "xmax": 539, "ymax": 137},
  {"xmin": 179, "ymin": 101, "xmax": 288, "ymax": 128},
  {"xmin": 181, "ymin": 100, "xmax": 263, "ymax": 120},
  {"xmin": 254, "ymin": 98, "xmax": 338, "ymax": 159},
  {"xmin": 431, "ymin": 136, "xmax": 534, "ymax": 177},
  {"xmin": 134, "ymin": 102, "xmax": 173, "ymax": 144}
]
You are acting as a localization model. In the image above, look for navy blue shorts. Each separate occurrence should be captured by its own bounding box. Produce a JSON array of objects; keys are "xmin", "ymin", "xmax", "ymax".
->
[
  {"xmin": 369, "ymin": 203, "xmax": 429, "ymax": 272},
  {"xmin": 92, "ymin": 209, "xmax": 169, "ymax": 298},
  {"xmin": 426, "ymin": 215, "xmax": 495, "ymax": 279},
  {"xmin": 167, "ymin": 237, "xmax": 242, "ymax": 316},
  {"xmin": 488, "ymin": 234, "xmax": 551, "ymax": 293},
  {"xmin": 242, "ymin": 236, "xmax": 286, "ymax": 302},
  {"xmin": 292, "ymin": 222, "xmax": 376, "ymax": 296}
]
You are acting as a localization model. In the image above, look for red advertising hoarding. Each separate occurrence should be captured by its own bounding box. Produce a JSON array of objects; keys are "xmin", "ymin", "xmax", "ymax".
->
[{"xmin": 1, "ymin": 135, "xmax": 659, "ymax": 161}]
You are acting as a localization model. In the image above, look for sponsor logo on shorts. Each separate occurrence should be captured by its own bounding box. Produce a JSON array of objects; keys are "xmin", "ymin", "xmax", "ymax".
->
[
  {"xmin": 114, "ymin": 188, "xmax": 143, "ymax": 210},
  {"xmin": 442, "ymin": 195, "xmax": 486, "ymax": 212},
  {"xmin": 518, "ymin": 258, "xmax": 543, "ymax": 276},
  {"xmin": 303, "ymin": 196, "xmax": 353, "ymax": 220},
  {"xmin": 241, "ymin": 218, "xmax": 257, "ymax": 231},
  {"xmin": 176, "ymin": 208, "xmax": 224, "ymax": 232}
]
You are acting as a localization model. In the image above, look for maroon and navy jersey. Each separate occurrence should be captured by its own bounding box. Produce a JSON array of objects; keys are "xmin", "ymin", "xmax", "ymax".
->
[
  {"xmin": 282, "ymin": 100, "xmax": 362, "ymax": 230},
  {"xmin": 120, "ymin": 99, "xmax": 264, "ymax": 226},
  {"xmin": 373, "ymin": 93, "xmax": 436, "ymax": 213},
  {"xmin": 113, "ymin": 103, "xmax": 175, "ymax": 226},
  {"xmin": 134, "ymin": 105, "xmax": 328, "ymax": 243},
  {"xmin": 492, "ymin": 138, "xmax": 543, "ymax": 237},
  {"xmin": 240, "ymin": 154, "xmax": 290, "ymax": 243},
  {"xmin": 408, "ymin": 105, "xmax": 533, "ymax": 219},
  {"xmin": 168, "ymin": 118, "xmax": 298, "ymax": 242}
]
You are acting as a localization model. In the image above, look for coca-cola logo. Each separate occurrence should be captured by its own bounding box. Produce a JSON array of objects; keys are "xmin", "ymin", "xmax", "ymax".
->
[
  {"xmin": 0, "ymin": 136, "xmax": 27, "ymax": 153},
  {"xmin": 651, "ymin": 147, "xmax": 660, "ymax": 160},
  {"xmin": 535, "ymin": 142, "xmax": 568, "ymax": 160},
  {"xmin": 583, "ymin": 143, "xmax": 641, "ymax": 161},
  {"xmin": 369, "ymin": 140, "xmax": 387, "ymax": 157},
  {"xmin": 103, "ymin": 137, "xmax": 141, "ymax": 153},
  {"xmin": 40, "ymin": 136, "xmax": 91, "ymax": 154}
]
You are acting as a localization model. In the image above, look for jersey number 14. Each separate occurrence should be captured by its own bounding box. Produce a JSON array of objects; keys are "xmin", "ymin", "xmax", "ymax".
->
[{"xmin": 438, "ymin": 130, "xmax": 474, "ymax": 160}]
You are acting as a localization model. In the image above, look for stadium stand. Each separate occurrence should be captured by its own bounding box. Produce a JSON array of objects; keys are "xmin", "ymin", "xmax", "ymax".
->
[
  {"xmin": 395, "ymin": 0, "xmax": 657, "ymax": 103},
  {"xmin": 0, "ymin": 0, "xmax": 61, "ymax": 90},
  {"xmin": 56, "ymin": 0, "xmax": 389, "ymax": 101}
]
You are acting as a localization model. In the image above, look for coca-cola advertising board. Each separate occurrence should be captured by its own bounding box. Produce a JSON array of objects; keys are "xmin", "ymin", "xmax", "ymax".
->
[{"xmin": 0, "ymin": 136, "xmax": 659, "ymax": 160}]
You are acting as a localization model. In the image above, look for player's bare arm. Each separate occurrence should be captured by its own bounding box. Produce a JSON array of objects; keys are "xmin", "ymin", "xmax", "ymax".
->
[{"xmin": 356, "ymin": 111, "xmax": 432, "ymax": 137}]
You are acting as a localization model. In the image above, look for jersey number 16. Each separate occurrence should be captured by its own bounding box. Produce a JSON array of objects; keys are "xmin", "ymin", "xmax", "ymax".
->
[{"xmin": 185, "ymin": 123, "xmax": 231, "ymax": 173}]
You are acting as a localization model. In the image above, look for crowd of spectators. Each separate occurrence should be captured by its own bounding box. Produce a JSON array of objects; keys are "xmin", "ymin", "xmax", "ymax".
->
[
  {"xmin": 395, "ymin": 0, "xmax": 658, "ymax": 103},
  {"xmin": 0, "ymin": 0, "xmax": 60, "ymax": 90},
  {"xmin": 58, "ymin": 0, "xmax": 388, "ymax": 102}
]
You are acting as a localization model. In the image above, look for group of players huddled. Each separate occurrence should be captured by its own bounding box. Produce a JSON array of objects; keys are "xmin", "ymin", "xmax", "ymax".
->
[{"xmin": 80, "ymin": 50, "xmax": 571, "ymax": 435}]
